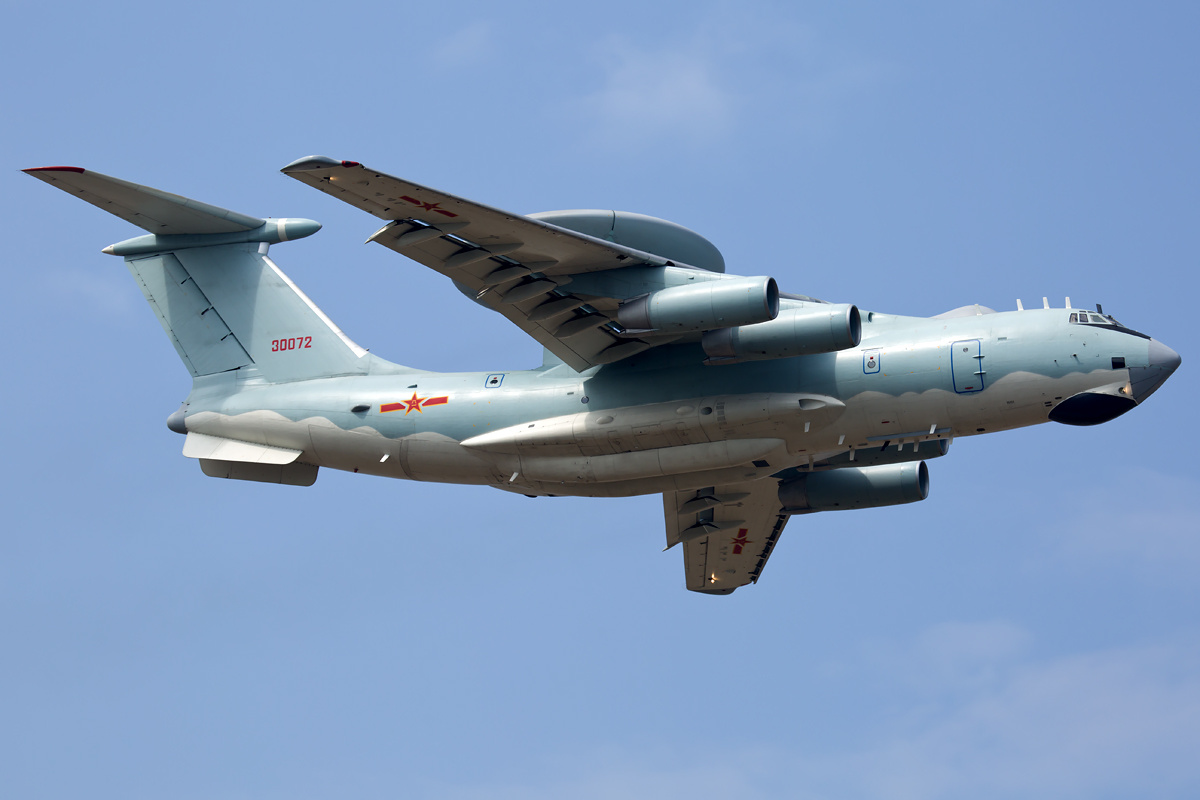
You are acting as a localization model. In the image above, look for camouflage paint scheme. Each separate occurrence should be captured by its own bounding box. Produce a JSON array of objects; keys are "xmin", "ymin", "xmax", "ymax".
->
[{"xmin": 25, "ymin": 159, "xmax": 1181, "ymax": 594}]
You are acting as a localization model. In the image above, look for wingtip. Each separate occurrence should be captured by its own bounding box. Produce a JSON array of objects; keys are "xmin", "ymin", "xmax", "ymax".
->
[
  {"xmin": 281, "ymin": 156, "xmax": 360, "ymax": 173},
  {"xmin": 23, "ymin": 166, "xmax": 85, "ymax": 174}
]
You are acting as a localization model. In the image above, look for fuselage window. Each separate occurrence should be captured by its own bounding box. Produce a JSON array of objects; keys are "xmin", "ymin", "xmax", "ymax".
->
[{"xmin": 1069, "ymin": 313, "xmax": 1079, "ymax": 323}]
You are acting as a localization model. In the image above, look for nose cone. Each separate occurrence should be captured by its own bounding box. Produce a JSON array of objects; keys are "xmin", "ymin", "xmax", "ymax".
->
[
  {"xmin": 1129, "ymin": 338, "xmax": 1182, "ymax": 403},
  {"xmin": 1150, "ymin": 338, "xmax": 1182, "ymax": 372}
]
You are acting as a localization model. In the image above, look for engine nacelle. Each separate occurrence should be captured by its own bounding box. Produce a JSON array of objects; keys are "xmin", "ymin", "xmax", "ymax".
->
[
  {"xmin": 617, "ymin": 276, "xmax": 779, "ymax": 333},
  {"xmin": 778, "ymin": 462, "xmax": 928, "ymax": 513},
  {"xmin": 702, "ymin": 303, "xmax": 861, "ymax": 361}
]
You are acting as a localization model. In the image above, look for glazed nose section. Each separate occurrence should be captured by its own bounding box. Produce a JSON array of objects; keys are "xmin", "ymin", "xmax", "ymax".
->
[{"xmin": 1130, "ymin": 338, "xmax": 1182, "ymax": 402}]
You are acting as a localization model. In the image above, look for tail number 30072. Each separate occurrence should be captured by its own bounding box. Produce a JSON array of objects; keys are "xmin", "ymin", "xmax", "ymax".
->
[{"xmin": 271, "ymin": 336, "xmax": 312, "ymax": 352}]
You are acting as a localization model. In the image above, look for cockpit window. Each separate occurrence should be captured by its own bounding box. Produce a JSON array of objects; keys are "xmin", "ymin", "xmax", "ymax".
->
[
  {"xmin": 1069, "ymin": 311, "xmax": 1124, "ymax": 327},
  {"xmin": 1066, "ymin": 309, "xmax": 1148, "ymax": 339}
]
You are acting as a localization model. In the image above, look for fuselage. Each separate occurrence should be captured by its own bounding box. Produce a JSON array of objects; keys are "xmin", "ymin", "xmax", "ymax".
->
[{"xmin": 177, "ymin": 305, "xmax": 1179, "ymax": 498}]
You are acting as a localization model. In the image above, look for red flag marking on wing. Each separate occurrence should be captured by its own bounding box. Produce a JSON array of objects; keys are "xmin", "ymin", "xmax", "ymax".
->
[{"xmin": 731, "ymin": 528, "xmax": 752, "ymax": 555}]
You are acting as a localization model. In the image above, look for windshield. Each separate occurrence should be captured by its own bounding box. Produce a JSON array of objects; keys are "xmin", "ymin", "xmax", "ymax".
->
[{"xmin": 1070, "ymin": 311, "xmax": 1123, "ymax": 326}]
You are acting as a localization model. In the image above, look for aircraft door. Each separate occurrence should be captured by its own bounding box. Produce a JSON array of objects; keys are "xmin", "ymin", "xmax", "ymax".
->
[{"xmin": 951, "ymin": 339, "xmax": 986, "ymax": 393}]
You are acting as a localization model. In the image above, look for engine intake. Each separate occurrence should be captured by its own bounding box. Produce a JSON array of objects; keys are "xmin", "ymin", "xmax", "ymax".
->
[
  {"xmin": 778, "ymin": 462, "xmax": 928, "ymax": 513},
  {"xmin": 617, "ymin": 276, "xmax": 778, "ymax": 333},
  {"xmin": 702, "ymin": 303, "xmax": 861, "ymax": 361}
]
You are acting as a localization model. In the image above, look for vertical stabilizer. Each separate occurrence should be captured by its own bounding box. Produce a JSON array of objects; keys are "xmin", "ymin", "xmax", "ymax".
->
[
  {"xmin": 25, "ymin": 166, "xmax": 382, "ymax": 383},
  {"xmin": 127, "ymin": 242, "xmax": 372, "ymax": 382}
]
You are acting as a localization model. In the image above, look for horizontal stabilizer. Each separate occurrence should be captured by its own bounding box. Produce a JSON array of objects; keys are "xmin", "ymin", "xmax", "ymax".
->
[
  {"xmin": 182, "ymin": 432, "xmax": 301, "ymax": 464},
  {"xmin": 23, "ymin": 166, "xmax": 264, "ymax": 235}
]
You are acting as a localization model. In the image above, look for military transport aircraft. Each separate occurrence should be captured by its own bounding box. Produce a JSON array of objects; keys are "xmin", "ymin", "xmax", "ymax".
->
[{"xmin": 25, "ymin": 158, "xmax": 1181, "ymax": 594}]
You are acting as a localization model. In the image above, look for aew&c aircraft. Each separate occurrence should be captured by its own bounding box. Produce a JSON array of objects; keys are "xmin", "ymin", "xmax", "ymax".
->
[{"xmin": 25, "ymin": 158, "xmax": 1182, "ymax": 593}]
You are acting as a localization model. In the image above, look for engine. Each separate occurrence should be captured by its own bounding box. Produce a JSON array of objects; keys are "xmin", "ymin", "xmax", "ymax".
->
[
  {"xmin": 778, "ymin": 462, "xmax": 929, "ymax": 513},
  {"xmin": 702, "ymin": 303, "xmax": 861, "ymax": 361},
  {"xmin": 617, "ymin": 276, "xmax": 779, "ymax": 333}
]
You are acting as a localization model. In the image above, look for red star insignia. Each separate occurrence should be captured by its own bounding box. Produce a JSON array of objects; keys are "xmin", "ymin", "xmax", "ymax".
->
[
  {"xmin": 380, "ymin": 395, "xmax": 449, "ymax": 414},
  {"xmin": 731, "ymin": 528, "xmax": 752, "ymax": 555},
  {"xmin": 402, "ymin": 393, "xmax": 426, "ymax": 414}
]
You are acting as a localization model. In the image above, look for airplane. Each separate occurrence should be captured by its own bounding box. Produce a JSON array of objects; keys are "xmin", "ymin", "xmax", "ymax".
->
[{"xmin": 24, "ymin": 157, "xmax": 1181, "ymax": 594}]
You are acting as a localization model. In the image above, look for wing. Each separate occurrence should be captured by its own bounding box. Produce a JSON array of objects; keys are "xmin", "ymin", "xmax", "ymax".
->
[
  {"xmin": 282, "ymin": 156, "xmax": 682, "ymax": 371},
  {"xmin": 664, "ymin": 478, "xmax": 791, "ymax": 594}
]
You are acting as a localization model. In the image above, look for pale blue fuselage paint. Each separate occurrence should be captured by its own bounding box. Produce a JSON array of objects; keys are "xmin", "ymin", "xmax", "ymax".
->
[{"xmin": 179, "ymin": 307, "xmax": 1161, "ymax": 497}]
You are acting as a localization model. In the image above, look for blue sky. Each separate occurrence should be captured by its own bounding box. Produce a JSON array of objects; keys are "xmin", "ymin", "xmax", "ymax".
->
[{"xmin": 3, "ymin": 2, "xmax": 1198, "ymax": 798}]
